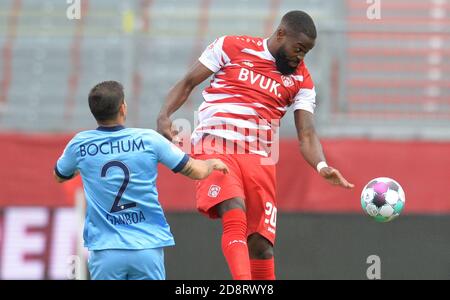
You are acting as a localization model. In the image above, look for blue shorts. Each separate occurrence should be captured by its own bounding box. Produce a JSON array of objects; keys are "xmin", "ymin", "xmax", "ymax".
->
[{"xmin": 88, "ymin": 248, "xmax": 165, "ymax": 280}]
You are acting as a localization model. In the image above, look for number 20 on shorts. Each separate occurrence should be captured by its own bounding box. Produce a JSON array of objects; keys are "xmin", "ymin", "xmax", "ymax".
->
[{"xmin": 264, "ymin": 202, "xmax": 277, "ymax": 233}]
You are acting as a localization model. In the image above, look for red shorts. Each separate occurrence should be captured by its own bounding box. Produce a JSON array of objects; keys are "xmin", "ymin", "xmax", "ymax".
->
[{"xmin": 193, "ymin": 150, "xmax": 277, "ymax": 245}]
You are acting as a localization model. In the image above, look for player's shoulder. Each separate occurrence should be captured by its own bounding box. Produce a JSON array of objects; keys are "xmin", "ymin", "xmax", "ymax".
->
[
  {"xmin": 123, "ymin": 127, "xmax": 152, "ymax": 137},
  {"xmin": 296, "ymin": 60, "xmax": 310, "ymax": 74},
  {"xmin": 223, "ymin": 35, "xmax": 264, "ymax": 50},
  {"xmin": 289, "ymin": 61, "xmax": 312, "ymax": 82},
  {"xmin": 126, "ymin": 128, "xmax": 165, "ymax": 141},
  {"xmin": 124, "ymin": 127, "xmax": 151, "ymax": 133},
  {"xmin": 69, "ymin": 129, "xmax": 98, "ymax": 144},
  {"xmin": 59, "ymin": 130, "xmax": 98, "ymax": 152},
  {"xmin": 292, "ymin": 61, "xmax": 315, "ymax": 89}
]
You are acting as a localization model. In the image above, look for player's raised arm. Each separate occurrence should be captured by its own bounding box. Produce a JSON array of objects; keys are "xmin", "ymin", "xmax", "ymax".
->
[
  {"xmin": 157, "ymin": 61, "xmax": 214, "ymax": 141},
  {"xmin": 179, "ymin": 157, "xmax": 229, "ymax": 180},
  {"xmin": 294, "ymin": 109, "xmax": 354, "ymax": 189}
]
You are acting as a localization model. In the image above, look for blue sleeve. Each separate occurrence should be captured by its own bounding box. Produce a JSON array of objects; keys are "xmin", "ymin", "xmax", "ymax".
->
[
  {"xmin": 55, "ymin": 138, "xmax": 78, "ymax": 179},
  {"xmin": 151, "ymin": 131, "xmax": 189, "ymax": 173}
]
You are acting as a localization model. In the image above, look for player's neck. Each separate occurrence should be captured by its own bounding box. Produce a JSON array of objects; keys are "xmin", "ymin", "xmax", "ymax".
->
[{"xmin": 97, "ymin": 119, "xmax": 125, "ymax": 127}]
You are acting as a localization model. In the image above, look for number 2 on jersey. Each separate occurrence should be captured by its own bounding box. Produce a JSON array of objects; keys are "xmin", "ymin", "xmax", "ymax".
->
[{"xmin": 101, "ymin": 161, "xmax": 136, "ymax": 213}]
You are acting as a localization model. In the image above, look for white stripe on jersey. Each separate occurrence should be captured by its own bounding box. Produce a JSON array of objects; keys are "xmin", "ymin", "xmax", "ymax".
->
[
  {"xmin": 249, "ymin": 102, "xmax": 274, "ymax": 113},
  {"xmin": 211, "ymin": 78, "xmax": 228, "ymax": 88},
  {"xmin": 241, "ymin": 48, "xmax": 274, "ymax": 61},
  {"xmin": 239, "ymin": 38, "xmax": 276, "ymax": 62},
  {"xmin": 198, "ymin": 103, "xmax": 259, "ymax": 118},
  {"xmin": 292, "ymin": 75, "xmax": 304, "ymax": 82},
  {"xmin": 224, "ymin": 62, "xmax": 240, "ymax": 67},
  {"xmin": 248, "ymin": 149, "xmax": 270, "ymax": 156},
  {"xmin": 195, "ymin": 129, "xmax": 273, "ymax": 144},
  {"xmin": 200, "ymin": 99, "xmax": 274, "ymax": 114},
  {"xmin": 202, "ymin": 92, "xmax": 242, "ymax": 102},
  {"xmin": 191, "ymin": 132, "xmax": 270, "ymax": 157},
  {"xmin": 197, "ymin": 116, "xmax": 272, "ymax": 130}
]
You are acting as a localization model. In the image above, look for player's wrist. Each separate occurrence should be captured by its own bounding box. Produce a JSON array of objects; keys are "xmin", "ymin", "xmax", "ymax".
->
[{"xmin": 316, "ymin": 161, "xmax": 328, "ymax": 173}]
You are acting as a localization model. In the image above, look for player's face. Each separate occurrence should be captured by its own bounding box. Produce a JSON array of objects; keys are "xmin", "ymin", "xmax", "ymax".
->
[{"xmin": 275, "ymin": 32, "xmax": 315, "ymax": 75}]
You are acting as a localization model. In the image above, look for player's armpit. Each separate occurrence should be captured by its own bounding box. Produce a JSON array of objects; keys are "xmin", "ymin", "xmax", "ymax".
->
[{"xmin": 183, "ymin": 61, "xmax": 215, "ymax": 87}]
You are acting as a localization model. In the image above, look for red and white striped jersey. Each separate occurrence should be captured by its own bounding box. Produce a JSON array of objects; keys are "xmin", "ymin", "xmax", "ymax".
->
[{"xmin": 192, "ymin": 35, "xmax": 316, "ymax": 157}]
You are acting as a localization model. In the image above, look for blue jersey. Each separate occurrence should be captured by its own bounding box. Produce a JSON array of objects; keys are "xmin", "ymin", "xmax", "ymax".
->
[{"xmin": 55, "ymin": 125, "xmax": 188, "ymax": 250}]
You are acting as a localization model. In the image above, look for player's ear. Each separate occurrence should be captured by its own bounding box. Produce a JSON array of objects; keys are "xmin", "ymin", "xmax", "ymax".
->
[
  {"xmin": 276, "ymin": 27, "xmax": 287, "ymax": 41},
  {"xmin": 120, "ymin": 100, "xmax": 127, "ymax": 115}
]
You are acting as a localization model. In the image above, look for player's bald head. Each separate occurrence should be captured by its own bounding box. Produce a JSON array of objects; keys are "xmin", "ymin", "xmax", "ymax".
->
[{"xmin": 280, "ymin": 10, "xmax": 317, "ymax": 39}]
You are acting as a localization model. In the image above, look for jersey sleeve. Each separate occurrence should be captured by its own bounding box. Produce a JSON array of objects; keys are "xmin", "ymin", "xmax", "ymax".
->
[
  {"xmin": 292, "ymin": 66, "xmax": 316, "ymax": 114},
  {"xmin": 198, "ymin": 36, "xmax": 229, "ymax": 73},
  {"xmin": 151, "ymin": 131, "xmax": 189, "ymax": 173},
  {"xmin": 55, "ymin": 137, "xmax": 78, "ymax": 179}
]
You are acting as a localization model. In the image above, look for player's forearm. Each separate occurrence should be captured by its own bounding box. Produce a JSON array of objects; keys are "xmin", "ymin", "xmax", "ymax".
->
[
  {"xmin": 193, "ymin": 160, "xmax": 214, "ymax": 180},
  {"xmin": 294, "ymin": 110, "xmax": 326, "ymax": 170},
  {"xmin": 298, "ymin": 129, "xmax": 326, "ymax": 170},
  {"xmin": 180, "ymin": 158, "xmax": 213, "ymax": 180},
  {"xmin": 158, "ymin": 79, "xmax": 195, "ymax": 119}
]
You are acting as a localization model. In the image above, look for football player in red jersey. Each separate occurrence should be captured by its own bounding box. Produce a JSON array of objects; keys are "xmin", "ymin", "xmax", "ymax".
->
[{"xmin": 158, "ymin": 10, "xmax": 354, "ymax": 280}]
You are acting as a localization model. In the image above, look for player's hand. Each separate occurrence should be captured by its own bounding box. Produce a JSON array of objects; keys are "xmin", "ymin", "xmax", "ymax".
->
[
  {"xmin": 210, "ymin": 159, "xmax": 229, "ymax": 175},
  {"xmin": 157, "ymin": 115, "xmax": 178, "ymax": 142},
  {"xmin": 319, "ymin": 167, "xmax": 354, "ymax": 189}
]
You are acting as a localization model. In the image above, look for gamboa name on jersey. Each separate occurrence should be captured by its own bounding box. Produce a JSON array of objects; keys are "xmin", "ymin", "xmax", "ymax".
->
[{"xmin": 106, "ymin": 210, "xmax": 146, "ymax": 225}]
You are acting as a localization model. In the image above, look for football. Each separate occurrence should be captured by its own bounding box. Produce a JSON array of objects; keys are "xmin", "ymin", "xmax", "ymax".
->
[{"xmin": 361, "ymin": 177, "xmax": 406, "ymax": 222}]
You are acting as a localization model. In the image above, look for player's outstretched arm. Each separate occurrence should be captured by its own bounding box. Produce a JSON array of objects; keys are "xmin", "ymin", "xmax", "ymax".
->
[
  {"xmin": 157, "ymin": 61, "xmax": 214, "ymax": 141},
  {"xmin": 179, "ymin": 157, "xmax": 229, "ymax": 180},
  {"xmin": 294, "ymin": 109, "xmax": 354, "ymax": 189}
]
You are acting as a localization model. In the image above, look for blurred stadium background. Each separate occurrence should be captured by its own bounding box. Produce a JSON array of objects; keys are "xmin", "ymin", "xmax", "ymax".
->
[{"xmin": 0, "ymin": 0, "xmax": 449, "ymax": 279}]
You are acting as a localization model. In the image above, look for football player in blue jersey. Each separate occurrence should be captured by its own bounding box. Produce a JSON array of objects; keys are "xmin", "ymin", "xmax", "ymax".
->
[{"xmin": 53, "ymin": 81, "xmax": 228, "ymax": 280}]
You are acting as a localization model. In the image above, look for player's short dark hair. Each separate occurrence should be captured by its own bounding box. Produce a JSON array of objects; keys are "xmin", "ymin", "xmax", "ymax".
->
[
  {"xmin": 88, "ymin": 81, "xmax": 124, "ymax": 122},
  {"xmin": 281, "ymin": 10, "xmax": 317, "ymax": 39}
]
